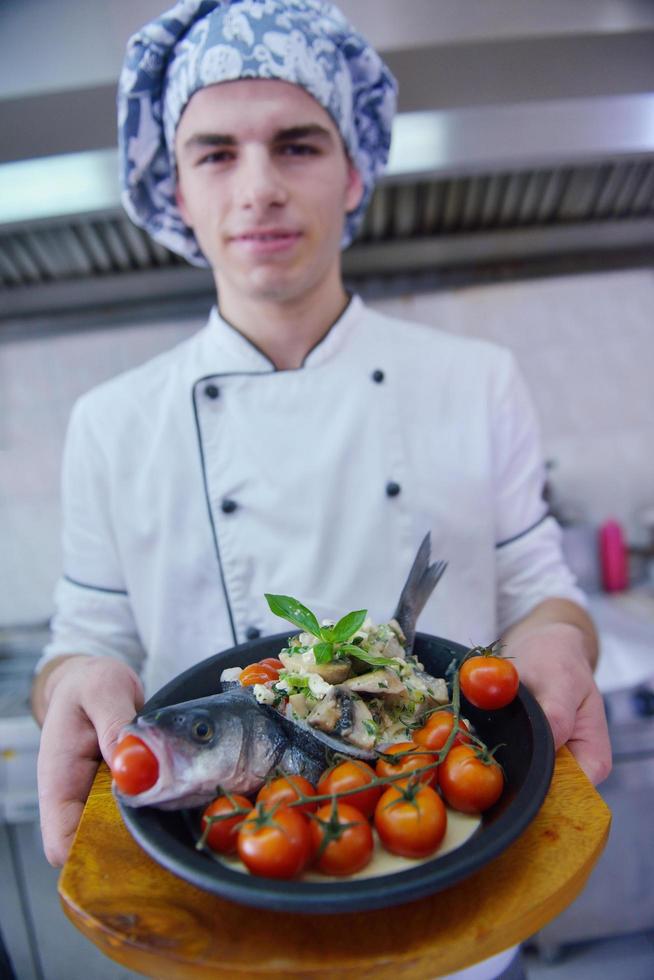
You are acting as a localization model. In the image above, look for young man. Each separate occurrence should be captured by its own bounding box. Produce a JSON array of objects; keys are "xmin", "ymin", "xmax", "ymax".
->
[{"xmin": 32, "ymin": 3, "xmax": 610, "ymax": 977}]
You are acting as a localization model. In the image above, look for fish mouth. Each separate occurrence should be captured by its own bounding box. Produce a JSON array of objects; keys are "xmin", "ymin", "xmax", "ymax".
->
[{"xmin": 112, "ymin": 722, "xmax": 174, "ymax": 805}]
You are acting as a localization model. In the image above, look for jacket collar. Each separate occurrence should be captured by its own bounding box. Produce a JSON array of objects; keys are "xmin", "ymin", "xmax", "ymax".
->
[{"xmin": 204, "ymin": 294, "xmax": 365, "ymax": 374}]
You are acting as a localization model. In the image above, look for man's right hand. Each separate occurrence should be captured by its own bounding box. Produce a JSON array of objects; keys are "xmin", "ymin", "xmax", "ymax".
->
[{"xmin": 33, "ymin": 655, "xmax": 144, "ymax": 867}]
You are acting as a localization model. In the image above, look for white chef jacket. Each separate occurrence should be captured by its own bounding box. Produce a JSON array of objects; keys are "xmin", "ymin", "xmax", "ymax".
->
[{"xmin": 40, "ymin": 294, "xmax": 584, "ymax": 698}]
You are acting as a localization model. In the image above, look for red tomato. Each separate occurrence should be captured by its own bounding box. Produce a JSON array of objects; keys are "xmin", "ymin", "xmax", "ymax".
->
[
  {"xmin": 413, "ymin": 710, "xmax": 471, "ymax": 752},
  {"xmin": 310, "ymin": 802, "xmax": 374, "ymax": 876},
  {"xmin": 258, "ymin": 658, "xmax": 284, "ymax": 673},
  {"xmin": 374, "ymin": 784, "xmax": 447, "ymax": 858},
  {"xmin": 237, "ymin": 805, "xmax": 312, "ymax": 879},
  {"xmin": 111, "ymin": 734, "xmax": 159, "ymax": 795},
  {"xmin": 438, "ymin": 744, "xmax": 504, "ymax": 814},
  {"xmin": 317, "ymin": 760, "xmax": 382, "ymax": 818},
  {"xmin": 201, "ymin": 794, "xmax": 253, "ymax": 854},
  {"xmin": 239, "ymin": 662, "xmax": 279, "ymax": 687},
  {"xmin": 256, "ymin": 774, "xmax": 317, "ymax": 815},
  {"xmin": 459, "ymin": 654, "xmax": 519, "ymax": 710},
  {"xmin": 375, "ymin": 742, "xmax": 438, "ymax": 788}
]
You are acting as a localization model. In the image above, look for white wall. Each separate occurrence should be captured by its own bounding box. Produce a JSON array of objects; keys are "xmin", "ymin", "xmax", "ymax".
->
[{"xmin": 1, "ymin": 266, "xmax": 652, "ymax": 625}]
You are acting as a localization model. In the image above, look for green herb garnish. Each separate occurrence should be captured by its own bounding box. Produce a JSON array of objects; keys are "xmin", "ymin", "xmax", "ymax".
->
[{"xmin": 264, "ymin": 594, "xmax": 397, "ymax": 668}]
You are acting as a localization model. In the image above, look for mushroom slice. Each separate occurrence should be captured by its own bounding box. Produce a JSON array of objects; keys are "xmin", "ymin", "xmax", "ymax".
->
[
  {"xmin": 287, "ymin": 692, "xmax": 311, "ymax": 719},
  {"xmin": 342, "ymin": 668, "xmax": 406, "ymax": 697},
  {"xmin": 345, "ymin": 698, "xmax": 377, "ymax": 751},
  {"xmin": 279, "ymin": 651, "xmax": 352, "ymax": 684},
  {"xmin": 409, "ymin": 672, "xmax": 449, "ymax": 706},
  {"xmin": 306, "ymin": 689, "xmax": 341, "ymax": 733}
]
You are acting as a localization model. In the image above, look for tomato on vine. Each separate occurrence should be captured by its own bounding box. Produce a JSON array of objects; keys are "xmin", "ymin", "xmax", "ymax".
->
[
  {"xmin": 201, "ymin": 794, "xmax": 253, "ymax": 854},
  {"xmin": 438, "ymin": 744, "xmax": 504, "ymax": 814},
  {"xmin": 256, "ymin": 774, "xmax": 317, "ymax": 815},
  {"xmin": 310, "ymin": 801, "xmax": 374, "ymax": 876},
  {"xmin": 237, "ymin": 805, "xmax": 312, "ymax": 879},
  {"xmin": 459, "ymin": 647, "xmax": 519, "ymax": 710},
  {"xmin": 413, "ymin": 710, "xmax": 471, "ymax": 752},
  {"xmin": 316, "ymin": 760, "xmax": 381, "ymax": 818},
  {"xmin": 375, "ymin": 742, "xmax": 438, "ymax": 788},
  {"xmin": 374, "ymin": 783, "xmax": 447, "ymax": 858}
]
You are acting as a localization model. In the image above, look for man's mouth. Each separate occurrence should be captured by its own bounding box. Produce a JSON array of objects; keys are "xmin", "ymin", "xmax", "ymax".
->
[
  {"xmin": 236, "ymin": 231, "xmax": 296, "ymax": 240},
  {"xmin": 229, "ymin": 229, "xmax": 302, "ymax": 249}
]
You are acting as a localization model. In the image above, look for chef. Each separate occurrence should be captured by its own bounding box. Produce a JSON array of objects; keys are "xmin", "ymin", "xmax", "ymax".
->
[{"xmin": 31, "ymin": 3, "xmax": 611, "ymax": 978}]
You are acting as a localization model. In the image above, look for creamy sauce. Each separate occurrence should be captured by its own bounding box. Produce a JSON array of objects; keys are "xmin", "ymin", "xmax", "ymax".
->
[{"xmin": 211, "ymin": 806, "xmax": 481, "ymax": 880}]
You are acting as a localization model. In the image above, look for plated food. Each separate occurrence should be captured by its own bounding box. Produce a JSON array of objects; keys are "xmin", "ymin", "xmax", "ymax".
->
[
  {"xmin": 194, "ymin": 626, "xmax": 510, "ymax": 881},
  {"xmin": 113, "ymin": 535, "xmax": 554, "ymax": 911}
]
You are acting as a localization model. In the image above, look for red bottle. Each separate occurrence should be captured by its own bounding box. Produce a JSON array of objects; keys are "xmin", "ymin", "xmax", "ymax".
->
[{"xmin": 599, "ymin": 520, "xmax": 628, "ymax": 592}]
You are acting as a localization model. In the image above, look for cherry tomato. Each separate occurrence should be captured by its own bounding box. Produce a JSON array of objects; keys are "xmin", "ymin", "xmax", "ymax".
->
[
  {"xmin": 111, "ymin": 734, "xmax": 159, "ymax": 795},
  {"xmin": 237, "ymin": 805, "xmax": 312, "ymax": 879},
  {"xmin": 459, "ymin": 654, "xmax": 519, "ymax": 710},
  {"xmin": 317, "ymin": 760, "xmax": 382, "ymax": 818},
  {"xmin": 256, "ymin": 774, "xmax": 317, "ymax": 815},
  {"xmin": 414, "ymin": 710, "xmax": 471, "ymax": 752},
  {"xmin": 310, "ymin": 802, "xmax": 374, "ymax": 876},
  {"xmin": 374, "ymin": 784, "xmax": 447, "ymax": 858},
  {"xmin": 258, "ymin": 658, "xmax": 284, "ymax": 673},
  {"xmin": 239, "ymin": 662, "xmax": 279, "ymax": 686},
  {"xmin": 438, "ymin": 744, "xmax": 504, "ymax": 814},
  {"xmin": 201, "ymin": 794, "xmax": 253, "ymax": 855},
  {"xmin": 375, "ymin": 742, "xmax": 438, "ymax": 788}
]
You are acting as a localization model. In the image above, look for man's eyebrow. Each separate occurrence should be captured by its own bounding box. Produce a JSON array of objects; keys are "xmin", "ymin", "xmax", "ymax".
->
[
  {"xmin": 181, "ymin": 124, "xmax": 334, "ymax": 155},
  {"xmin": 182, "ymin": 133, "xmax": 236, "ymax": 151},
  {"xmin": 272, "ymin": 124, "xmax": 333, "ymax": 142}
]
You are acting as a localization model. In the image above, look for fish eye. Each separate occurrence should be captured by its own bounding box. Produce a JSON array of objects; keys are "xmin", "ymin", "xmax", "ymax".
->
[{"xmin": 191, "ymin": 717, "xmax": 214, "ymax": 743}]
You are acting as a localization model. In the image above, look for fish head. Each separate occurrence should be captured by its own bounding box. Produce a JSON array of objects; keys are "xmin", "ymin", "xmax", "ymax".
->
[{"xmin": 113, "ymin": 689, "xmax": 284, "ymax": 809}]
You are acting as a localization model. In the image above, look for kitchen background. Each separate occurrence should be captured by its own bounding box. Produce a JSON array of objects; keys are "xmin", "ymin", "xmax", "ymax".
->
[{"xmin": 1, "ymin": 2, "xmax": 654, "ymax": 979}]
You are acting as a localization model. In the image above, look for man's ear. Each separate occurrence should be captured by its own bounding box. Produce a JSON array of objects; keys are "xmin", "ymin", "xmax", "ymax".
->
[{"xmin": 345, "ymin": 164, "xmax": 365, "ymax": 214}]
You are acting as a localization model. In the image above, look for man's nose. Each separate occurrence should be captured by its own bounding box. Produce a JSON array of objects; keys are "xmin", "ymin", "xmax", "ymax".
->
[{"xmin": 235, "ymin": 150, "xmax": 287, "ymax": 211}]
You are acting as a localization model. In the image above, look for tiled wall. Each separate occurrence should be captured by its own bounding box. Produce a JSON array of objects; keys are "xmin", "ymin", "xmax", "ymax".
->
[{"xmin": 1, "ymin": 267, "xmax": 652, "ymax": 626}]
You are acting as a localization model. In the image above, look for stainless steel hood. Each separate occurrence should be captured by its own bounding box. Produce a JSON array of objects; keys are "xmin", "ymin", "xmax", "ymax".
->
[{"xmin": 1, "ymin": 0, "xmax": 654, "ymax": 326}]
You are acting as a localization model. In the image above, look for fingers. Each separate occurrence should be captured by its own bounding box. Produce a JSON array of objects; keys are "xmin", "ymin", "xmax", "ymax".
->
[
  {"xmin": 37, "ymin": 657, "xmax": 143, "ymax": 867},
  {"xmin": 507, "ymin": 622, "xmax": 612, "ymax": 788},
  {"xmin": 37, "ymin": 698, "xmax": 103, "ymax": 866},
  {"xmin": 563, "ymin": 685, "xmax": 612, "ymax": 786}
]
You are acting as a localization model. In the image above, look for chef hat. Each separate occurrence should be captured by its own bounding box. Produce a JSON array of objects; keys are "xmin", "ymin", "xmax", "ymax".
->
[{"xmin": 117, "ymin": 0, "xmax": 398, "ymax": 266}]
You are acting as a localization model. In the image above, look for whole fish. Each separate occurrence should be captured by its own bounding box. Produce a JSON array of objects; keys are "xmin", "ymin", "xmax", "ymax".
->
[{"xmin": 114, "ymin": 534, "xmax": 447, "ymax": 809}]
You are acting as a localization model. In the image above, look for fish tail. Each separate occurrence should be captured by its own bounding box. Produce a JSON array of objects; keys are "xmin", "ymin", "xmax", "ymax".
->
[{"xmin": 393, "ymin": 533, "xmax": 447, "ymax": 653}]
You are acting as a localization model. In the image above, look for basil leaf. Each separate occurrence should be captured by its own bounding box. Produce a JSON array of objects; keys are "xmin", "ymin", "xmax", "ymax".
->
[
  {"xmin": 313, "ymin": 642, "xmax": 334, "ymax": 664},
  {"xmin": 319, "ymin": 625, "xmax": 334, "ymax": 642},
  {"xmin": 264, "ymin": 594, "xmax": 322, "ymax": 638},
  {"xmin": 339, "ymin": 644, "xmax": 396, "ymax": 668},
  {"xmin": 330, "ymin": 609, "xmax": 367, "ymax": 644}
]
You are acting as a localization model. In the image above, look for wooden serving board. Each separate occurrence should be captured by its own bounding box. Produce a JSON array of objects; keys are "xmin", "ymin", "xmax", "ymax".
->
[{"xmin": 59, "ymin": 747, "xmax": 610, "ymax": 980}]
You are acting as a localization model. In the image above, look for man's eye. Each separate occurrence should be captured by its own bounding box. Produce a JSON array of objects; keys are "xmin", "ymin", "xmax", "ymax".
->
[
  {"xmin": 279, "ymin": 143, "xmax": 318, "ymax": 157},
  {"xmin": 197, "ymin": 151, "xmax": 233, "ymax": 165}
]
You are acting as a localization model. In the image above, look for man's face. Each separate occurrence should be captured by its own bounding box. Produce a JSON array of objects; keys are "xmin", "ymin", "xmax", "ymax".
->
[{"xmin": 174, "ymin": 79, "xmax": 364, "ymax": 307}]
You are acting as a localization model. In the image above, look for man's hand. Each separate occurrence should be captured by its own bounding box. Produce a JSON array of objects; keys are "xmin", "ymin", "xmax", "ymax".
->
[
  {"xmin": 503, "ymin": 601, "xmax": 612, "ymax": 786},
  {"xmin": 33, "ymin": 655, "xmax": 144, "ymax": 867}
]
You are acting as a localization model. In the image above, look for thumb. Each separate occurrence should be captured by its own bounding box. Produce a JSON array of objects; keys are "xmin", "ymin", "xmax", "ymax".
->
[{"xmin": 81, "ymin": 670, "xmax": 144, "ymax": 766}]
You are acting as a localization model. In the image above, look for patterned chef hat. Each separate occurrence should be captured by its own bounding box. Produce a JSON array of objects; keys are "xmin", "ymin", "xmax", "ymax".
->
[{"xmin": 118, "ymin": 0, "xmax": 398, "ymax": 266}]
